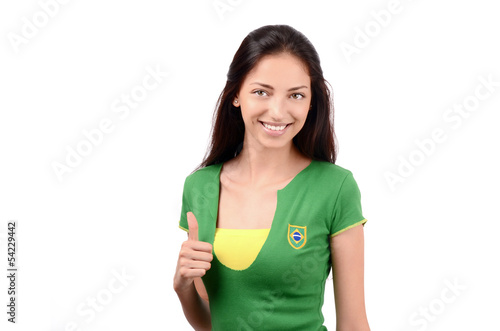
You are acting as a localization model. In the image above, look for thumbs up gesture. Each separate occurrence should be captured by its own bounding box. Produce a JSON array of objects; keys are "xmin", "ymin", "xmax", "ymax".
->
[
  {"xmin": 187, "ymin": 211, "xmax": 201, "ymax": 242},
  {"xmin": 174, "ymin": 212, "xmax": 213, "ymax": 293}
]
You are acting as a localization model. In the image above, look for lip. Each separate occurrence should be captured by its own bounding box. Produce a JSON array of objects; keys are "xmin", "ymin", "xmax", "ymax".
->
[
  {"xmin": 259, "ymin": 121, "xmax": 291, "ymax": 136},
  {"xmin": 260, "ymin": 121, "xmax": 290, "ymax": 126}
]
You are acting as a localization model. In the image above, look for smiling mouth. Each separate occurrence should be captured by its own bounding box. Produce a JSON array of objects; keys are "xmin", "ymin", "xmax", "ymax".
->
[{"xmin": 259, "ymin": 121, "xmax": 291, "ymax": 131}]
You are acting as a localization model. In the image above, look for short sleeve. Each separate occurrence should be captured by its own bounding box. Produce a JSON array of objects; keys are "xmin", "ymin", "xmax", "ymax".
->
[
  {"xmin": 178, "ymin": 176, "xmax": 190, "ymax": 233},
  {"xmin": 330, "ymin": 171, "xmax": 367, "ymax": 237}
]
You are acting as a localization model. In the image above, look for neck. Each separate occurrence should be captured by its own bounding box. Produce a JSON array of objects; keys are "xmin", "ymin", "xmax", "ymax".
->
[{"xmin": 233, "ymin": 140, "xmax": 306, "ymax": 187}]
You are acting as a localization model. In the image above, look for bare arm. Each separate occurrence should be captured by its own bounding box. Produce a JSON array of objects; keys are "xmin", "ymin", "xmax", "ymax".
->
[
  {"xmin": 331, "ymin": 224, "xmax": 370, "ymax": 331},
  {"xmin": 174, "ymin": 277, "xmax": 211, "ymax": 330}
]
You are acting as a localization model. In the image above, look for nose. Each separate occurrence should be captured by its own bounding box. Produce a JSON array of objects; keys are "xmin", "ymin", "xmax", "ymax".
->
[{"xmin": 268, "ymin": 96, "xmax": 287, "ymax": 121}]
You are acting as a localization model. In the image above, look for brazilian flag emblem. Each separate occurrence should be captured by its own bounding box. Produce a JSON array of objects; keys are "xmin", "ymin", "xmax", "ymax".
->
[{"xmin": 288, "ymin": 224, "xmax": 307, "ymax": 249}]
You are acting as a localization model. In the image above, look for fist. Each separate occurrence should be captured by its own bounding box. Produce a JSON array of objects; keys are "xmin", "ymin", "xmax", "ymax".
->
[{"xmin": 174, "ymin": 212, "xmax": 213, "ymax": 293}]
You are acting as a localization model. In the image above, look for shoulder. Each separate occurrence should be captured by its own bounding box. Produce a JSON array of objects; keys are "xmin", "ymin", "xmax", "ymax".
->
[
  {"xmin": 311, "ymin": 160, "xmax": 353, "ymax": 181},
  {"xmin": 184, "ymin": 163, "xmax": 222, "ymax": 188},
  {"xmin": 307, "ymin": 160, "xmax": 361, "ymax": 197}
]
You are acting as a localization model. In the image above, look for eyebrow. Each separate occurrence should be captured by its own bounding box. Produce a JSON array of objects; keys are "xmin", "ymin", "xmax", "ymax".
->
[{"xmin": 250, "ymin": 82, "xmax": 309, "ymax": 91}]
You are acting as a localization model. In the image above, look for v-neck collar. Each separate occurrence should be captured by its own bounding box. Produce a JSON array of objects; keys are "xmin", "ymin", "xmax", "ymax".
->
[{"xmin": 208, "ymin": 159, "xmax": 316, "ymax": 228}]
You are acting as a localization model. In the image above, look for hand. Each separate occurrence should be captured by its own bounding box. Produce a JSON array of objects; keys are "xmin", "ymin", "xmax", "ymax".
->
[{"xmin": 174, "ymin": 212, "xmax": 213, "ymax": 293}]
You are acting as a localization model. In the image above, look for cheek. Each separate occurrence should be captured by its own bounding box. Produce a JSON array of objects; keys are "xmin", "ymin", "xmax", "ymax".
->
[
  {"xmin": 292, "ymin": 110, "xmax": 311, "ymax": 133},
  {"xmin": 293, "ymin": 107, "xmax": 310, "ymax": 123},
  {"xmin": 244, "ymin": 99, "xmax": 262, "ymax": 114},
  {"xmin": 240, "ymin": 101, "xmax": 262, "ymax": 121}
]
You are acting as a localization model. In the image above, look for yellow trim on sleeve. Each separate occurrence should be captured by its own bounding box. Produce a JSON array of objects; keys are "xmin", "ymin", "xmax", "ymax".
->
[
  {"xmin": 330, "ymin": 218, "xmax": 367, "ymax": 238},
  {"xmin": 179, "ymin": 224, "xmax": 188, "ymax": 232}
]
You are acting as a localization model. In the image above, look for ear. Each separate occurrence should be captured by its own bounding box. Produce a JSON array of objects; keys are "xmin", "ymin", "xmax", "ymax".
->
[{"xmin": 233, "ymin": 95, "xmax": 240, "ymax": 107}]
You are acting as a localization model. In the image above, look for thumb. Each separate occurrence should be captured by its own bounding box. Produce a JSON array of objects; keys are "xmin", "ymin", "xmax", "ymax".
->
[{"xmin": 187, "ymin": 212, "xmax": 199, "ymax": 241}]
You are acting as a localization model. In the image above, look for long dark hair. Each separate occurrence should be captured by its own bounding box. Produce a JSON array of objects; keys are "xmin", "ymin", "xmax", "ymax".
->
[{"xmin": 193, "ymin": 24, "xmax": 337, "ymax": 173}]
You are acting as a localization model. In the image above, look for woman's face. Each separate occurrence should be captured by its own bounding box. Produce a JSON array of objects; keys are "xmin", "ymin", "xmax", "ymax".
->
[{"xmin": 234, "ymin": 52, "xmax": 311, "ymax": 151}]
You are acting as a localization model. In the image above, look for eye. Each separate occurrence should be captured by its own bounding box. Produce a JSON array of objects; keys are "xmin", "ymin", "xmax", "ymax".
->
[
  {"xmin": 253, "ymin": 90, "xmax": 268, "ymax": 97},
  {"xmin": 291, "ymin": 93, "xmax": 305, "ymax": 100}
]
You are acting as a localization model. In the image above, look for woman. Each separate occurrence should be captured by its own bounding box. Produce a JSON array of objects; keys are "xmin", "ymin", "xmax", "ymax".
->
[{"xmin": 174, "ymin": 24, "xmax": 370, "ymax": 331}]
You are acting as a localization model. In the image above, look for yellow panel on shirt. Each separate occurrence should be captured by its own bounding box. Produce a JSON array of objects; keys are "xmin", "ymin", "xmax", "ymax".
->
[{"xmin": 213, "ymin": 228, "xmax": 270, "ymax": 270}]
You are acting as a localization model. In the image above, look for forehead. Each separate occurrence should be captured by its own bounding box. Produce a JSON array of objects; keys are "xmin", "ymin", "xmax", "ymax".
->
[{"xmin": 242, "ymin": 53, "xmax": 310, "ymax": 87}]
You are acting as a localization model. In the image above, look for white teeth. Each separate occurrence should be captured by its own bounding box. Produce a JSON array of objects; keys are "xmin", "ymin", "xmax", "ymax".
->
[{"xmin": 263, "ymin": 122, "xmax": 287, "ymax": 131}]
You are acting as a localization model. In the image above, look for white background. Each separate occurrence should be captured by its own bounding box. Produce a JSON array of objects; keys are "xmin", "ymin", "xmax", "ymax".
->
[{"xmin": 1, "ymin": 0, "xmax": 499, "ymax": 330}]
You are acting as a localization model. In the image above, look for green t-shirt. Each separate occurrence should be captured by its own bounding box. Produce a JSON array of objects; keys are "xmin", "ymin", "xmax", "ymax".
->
[{"xmin": 178, "ymin": 159, "xmax": 367, "ymax": 330}]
